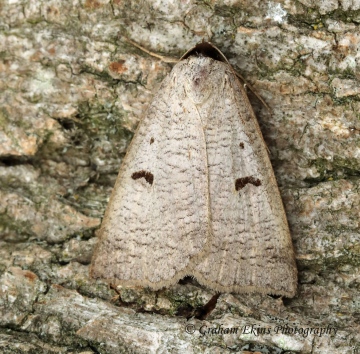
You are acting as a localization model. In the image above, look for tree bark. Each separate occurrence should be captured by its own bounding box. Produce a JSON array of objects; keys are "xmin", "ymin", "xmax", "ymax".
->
[{"xmin": 0, "ymin": 0, "xmax": 359, "ymax": 353}]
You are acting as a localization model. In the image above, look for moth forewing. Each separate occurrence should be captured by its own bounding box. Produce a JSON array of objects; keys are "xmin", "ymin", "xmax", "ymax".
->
[{"xmin": 90, "ymin": 42, "xmax": 297, "ymax": 297}]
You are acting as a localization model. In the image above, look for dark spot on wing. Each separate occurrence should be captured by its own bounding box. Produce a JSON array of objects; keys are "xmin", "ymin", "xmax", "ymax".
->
[
  {"xmin": 132, "ymin": 170, "xmax": 154, "ymax": 185},
  {"xmin": 235, "ymin": 176, "xmax": 261, "ymax": 191},
  {"xmin": 150, "ymin": 137, "xmax": 154, "ymax": 144},
  {"xmin": 239, "ymin": 142, "xmax": 244, "ymax": 149}
]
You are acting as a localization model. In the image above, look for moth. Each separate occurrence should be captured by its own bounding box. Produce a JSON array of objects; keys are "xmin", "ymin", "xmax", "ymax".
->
[{"xmin": 90, "ymin": 42, "xmax": 297, "ymax": 297}]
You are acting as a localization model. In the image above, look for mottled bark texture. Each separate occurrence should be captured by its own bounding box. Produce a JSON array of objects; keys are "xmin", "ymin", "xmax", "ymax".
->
[{"xmin": 0, "ymin": 0, "xmax": 359, "ymax": 353}]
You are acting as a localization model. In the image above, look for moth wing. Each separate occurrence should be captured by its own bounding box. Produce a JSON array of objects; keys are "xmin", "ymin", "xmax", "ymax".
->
[
  {"xmin": 188, "ymin": 61, "xmax": 297, "ymax": 297},
  {"xmin": 91, "ymin": 66, "xmax": 210, "ymax": 289}
]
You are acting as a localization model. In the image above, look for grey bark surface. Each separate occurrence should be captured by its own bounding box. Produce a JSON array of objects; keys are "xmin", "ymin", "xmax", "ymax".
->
[{"xmin": 0, "ymin": 0, "xmax": 359, "ymax": 353}]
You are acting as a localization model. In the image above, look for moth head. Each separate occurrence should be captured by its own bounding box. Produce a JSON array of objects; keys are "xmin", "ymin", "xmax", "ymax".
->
[
  {"xmin": 180, "ymin": 42, "xmax": 230, "ymax": 105},
  {"xmin": 183, "ymin": 56, "xmax": 219, "ymax": 105}
]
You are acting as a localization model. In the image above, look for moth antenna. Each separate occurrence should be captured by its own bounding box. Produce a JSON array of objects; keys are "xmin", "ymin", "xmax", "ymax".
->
[
  {"xmin": 121, "ymin": 36, "xmax": 178, "ymax": 63},
  {"xmin": 236, "ymin": 72, "xmax": 271, "ymax": 112}
]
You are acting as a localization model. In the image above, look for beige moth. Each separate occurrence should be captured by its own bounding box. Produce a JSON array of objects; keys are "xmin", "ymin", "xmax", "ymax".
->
[{"xmin": 90, "ymin": 42, "xmax": 298, "ymax": 297}]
